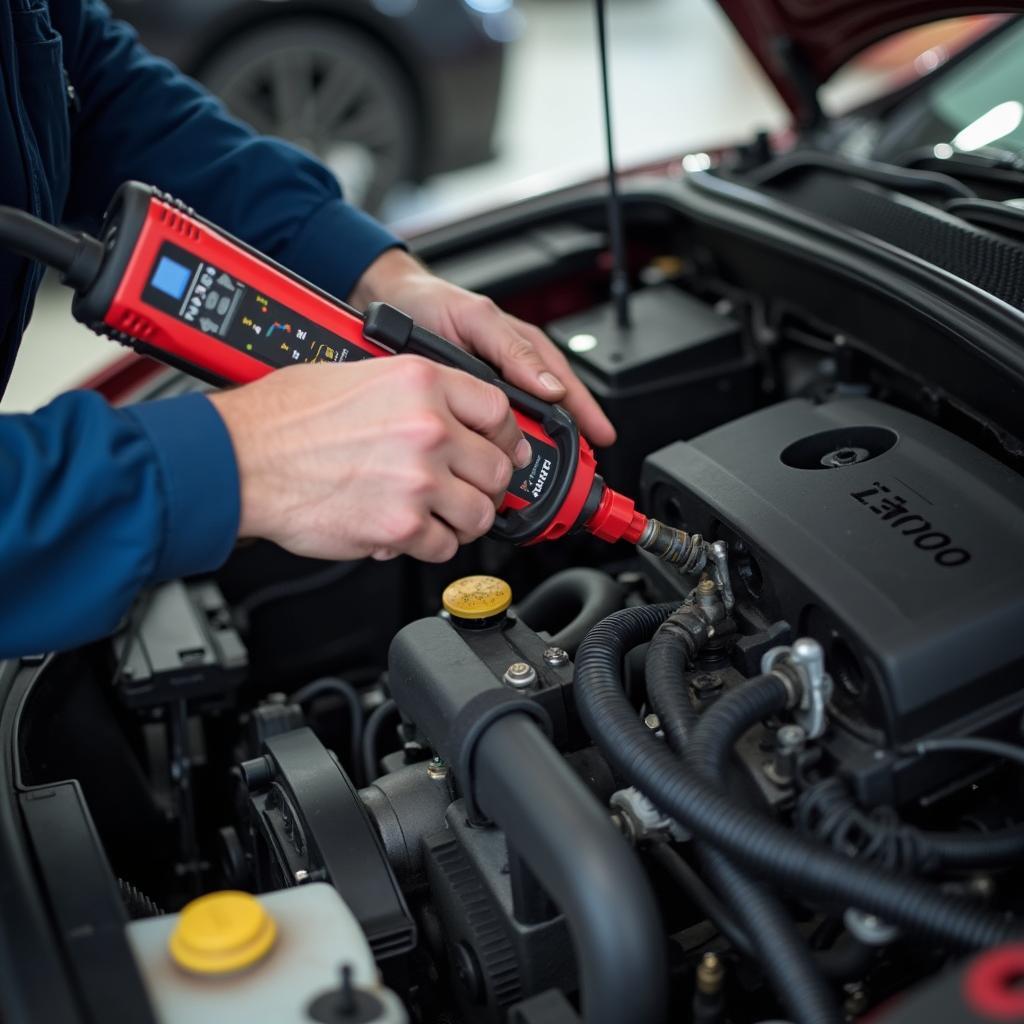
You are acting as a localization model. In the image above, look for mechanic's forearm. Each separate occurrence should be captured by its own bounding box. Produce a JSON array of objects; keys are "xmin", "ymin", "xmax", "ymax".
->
[
  {"xmin": 348, "ymin": 248, "xmax": 424, "ymax": 309},
  {"xmin": 0, "ymin": 392, "xmax": 238, "ymax": 658}
]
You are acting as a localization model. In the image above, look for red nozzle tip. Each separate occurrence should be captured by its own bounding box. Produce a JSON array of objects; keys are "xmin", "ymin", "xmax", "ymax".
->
[{"xmin": 585, "ymin": 486, "xmax": 648, "ymax": 544}]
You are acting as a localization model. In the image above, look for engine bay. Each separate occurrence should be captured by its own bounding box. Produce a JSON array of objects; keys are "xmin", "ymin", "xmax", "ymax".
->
[{"xmin": 5, "ymin": 160, "xmax": 1024, "ymax": 1024}]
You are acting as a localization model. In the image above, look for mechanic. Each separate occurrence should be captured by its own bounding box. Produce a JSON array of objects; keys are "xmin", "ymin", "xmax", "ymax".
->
[{"xmin": 0, "ymin": 0, "xmax": 616, "ymax": 658}]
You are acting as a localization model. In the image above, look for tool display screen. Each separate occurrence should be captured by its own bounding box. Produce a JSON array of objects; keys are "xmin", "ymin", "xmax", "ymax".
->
[
  {"xmin": 150, "ymin": 256, "xmax": 191, "ymax": 299},
  {"xmin": 141, "ymin": 241, "xmax": 372, "ymax": 369}
]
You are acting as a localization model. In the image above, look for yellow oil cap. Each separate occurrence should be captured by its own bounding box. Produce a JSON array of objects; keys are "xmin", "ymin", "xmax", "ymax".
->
[
  {"xmin": 169, "ymin": 891, "xmax": 276, "ymax": 975},
  {"xmin": 442, "ymin": 575, "xmax": 512, "ymax": 622}
]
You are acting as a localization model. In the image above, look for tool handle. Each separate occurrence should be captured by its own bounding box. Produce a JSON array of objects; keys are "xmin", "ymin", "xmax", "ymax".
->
[{"xmin": 364, "ymin": 302, "xmax": 587, "ymax": 544}]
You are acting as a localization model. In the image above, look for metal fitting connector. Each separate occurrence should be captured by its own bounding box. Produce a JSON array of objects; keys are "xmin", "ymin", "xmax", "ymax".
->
[
  {"xmin": 709, "ymin": 540, "xmax": 735, "ymax": 612},
  {"xmin": 637, "ymin": 519, "xmax": 709, "ymax": 574},
  {"xmin": 761, "ymin": 637, "xmax": 833, "ymax": 739},
  {"xmin": 696, "ymin": 951, "xmax": 724, "ymax": 996}
]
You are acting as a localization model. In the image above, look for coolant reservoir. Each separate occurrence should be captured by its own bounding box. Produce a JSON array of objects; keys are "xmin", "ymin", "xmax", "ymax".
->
[{"xmin": 127, "ymin": 883, "xmax": 406, "ymax": 1024}]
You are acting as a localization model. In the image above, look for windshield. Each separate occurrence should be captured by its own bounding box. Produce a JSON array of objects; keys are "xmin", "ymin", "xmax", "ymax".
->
[
  {"xmin": 871, "ymin": 17, "xmax": 1024, "ymax": 163},
  {"xmin": 929, "ymin": 20, "xmax": 1024, "ymax": 154}
]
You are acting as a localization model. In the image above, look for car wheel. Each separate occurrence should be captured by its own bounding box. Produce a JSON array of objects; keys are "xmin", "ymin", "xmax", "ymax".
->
[{"xmin": 200, "ymin": 19, "xmax": 417, "ymax": 213}]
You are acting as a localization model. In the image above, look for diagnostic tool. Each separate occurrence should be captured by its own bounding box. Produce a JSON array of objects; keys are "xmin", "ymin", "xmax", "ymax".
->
[{"xmin": 0, "ymin": 181, "xmax": 704, "ymax": 561}]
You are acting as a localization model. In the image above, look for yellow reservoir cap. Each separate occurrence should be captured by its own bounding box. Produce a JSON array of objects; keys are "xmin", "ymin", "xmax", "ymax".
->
[
  {"xmin": 442, "ymin": 575, "xmax": 512, "ymax": 621},
  {"xmin": 169, "ymin": 891, "xmax": 277, "ymax": 975}
]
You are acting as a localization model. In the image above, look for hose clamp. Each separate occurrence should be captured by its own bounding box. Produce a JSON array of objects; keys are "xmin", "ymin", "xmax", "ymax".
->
[{"xmin": 761, "ymin": 637, "xmax": 833, "ymax": 739}]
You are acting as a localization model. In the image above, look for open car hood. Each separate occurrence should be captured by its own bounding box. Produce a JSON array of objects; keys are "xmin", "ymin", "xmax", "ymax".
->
[{"xmin": 716, "ymin": 1, "xmax": 1023, "ymax": 123}]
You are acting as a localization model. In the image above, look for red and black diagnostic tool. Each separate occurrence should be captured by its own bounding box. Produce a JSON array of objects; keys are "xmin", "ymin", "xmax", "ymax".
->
[{"xmin": 0, "ymin": 181, "xmax": 703, "ymax": 562}]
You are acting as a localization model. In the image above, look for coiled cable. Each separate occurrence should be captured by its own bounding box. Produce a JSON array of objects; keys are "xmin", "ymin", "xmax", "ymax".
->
[{"xmin": 796, "ymin": 777, "xmax": 1024, "ymax": 873}]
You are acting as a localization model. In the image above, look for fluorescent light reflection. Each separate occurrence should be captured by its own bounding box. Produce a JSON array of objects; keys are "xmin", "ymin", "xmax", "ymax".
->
[{"xmin": 952, "ymin": 101, "xmax": 1023, "ymax": 152}]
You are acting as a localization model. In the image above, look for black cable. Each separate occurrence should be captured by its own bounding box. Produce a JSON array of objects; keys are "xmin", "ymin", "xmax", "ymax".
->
[
  {"xmin": 648, "ymin": 843, "xmax": 754, "ymax": 957},
  {"xmin": 686, "ymin": 674, "xmax": 841, "ymax": 1024},
  {"xmin": 291, "ymin": 677, "xmax": 365, "ymax": 786},
  {"xmin": 645, "ymin": 614, "xmax": 842, "ymax": 1021},
  {"xmin": 361, "ymin": 698, "xmax": 399, "ymax": 784},
  {"xmin": 574, "ymin": 605, "xmax": 1019, "ymax": 950},
  {"xmin": 796, "ymin": 777, "xmax": 1024, "ymax": 872},
  {"xmin": 904, "ymin": 737, "xmax": 1024, "ymax": 771},
  {"xmin": 0, "ymin": 206, "xmax": 102, "ymax": 286}
]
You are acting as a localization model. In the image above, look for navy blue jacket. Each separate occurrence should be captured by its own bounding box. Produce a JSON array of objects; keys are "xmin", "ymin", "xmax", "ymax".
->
[{"xmin": 0, "ymin": 0, "xmax": 399, "ymax": 656}]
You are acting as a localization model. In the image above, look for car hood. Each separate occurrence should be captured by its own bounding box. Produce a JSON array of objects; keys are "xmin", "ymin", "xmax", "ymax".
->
[{"xmin": 716, "ymin": 1, "xmax": 1024, "ymax": 123}]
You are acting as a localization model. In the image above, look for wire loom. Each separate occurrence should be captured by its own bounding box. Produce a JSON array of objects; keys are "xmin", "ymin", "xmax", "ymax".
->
[
  {"xmin": 795, "ymin": 777, "xmax": 1024, "ymax": 874},
  {"xmin": 795, "ymin": 778, "xmax": 938, "ymax": 873}
]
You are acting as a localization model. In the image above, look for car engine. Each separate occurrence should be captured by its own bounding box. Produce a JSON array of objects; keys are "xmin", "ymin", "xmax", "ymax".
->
[{"xmin": 6, "ymin": 160, "xmax": 1024, "ymax": 1024}]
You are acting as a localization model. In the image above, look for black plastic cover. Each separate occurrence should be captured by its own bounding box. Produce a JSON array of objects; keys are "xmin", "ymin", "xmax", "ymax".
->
[
  {"xmin": 114, "ymin": 580, "xmax": 247, "ymax": 709},
  {"xmin": 641, "ymin": 397, "xmax": 1024, "ymax": 744}
]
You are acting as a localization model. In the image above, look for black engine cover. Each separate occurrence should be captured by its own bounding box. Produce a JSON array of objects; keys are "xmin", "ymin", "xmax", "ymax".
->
[{"xmin": 641, "ymin": 397, "xmax": 1024, "ymax": 747}]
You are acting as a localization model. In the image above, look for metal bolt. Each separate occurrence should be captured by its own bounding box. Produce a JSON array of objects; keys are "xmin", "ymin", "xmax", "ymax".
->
[
  {"xmin": 697, "ymin": 578, "xmax": 717, "ymax": 595},
  {"xmin": 644, "ymin": 713, "xmax": 661, "ymax": 731},
  {"xmin": 766, "ymin": 723, "xmax": 807, "ymax": 785},
  {"xmin": 696, "ymin": 951, "xmax": 724, "ymax": 995},
  {"xmin": 294, "ymin": 869, "xmax": 310, "ymax": 884},
  {"xmin": 690, "ymin": 672, "xmax": 722, "ymax": 696},
  {"xmin": 777, "ymin": 724, "xmax": 807, "ymax": 749},
  {"xmin": 503, "ymin": 661, "xmax": 537, "ymax": 690},
  {"xmin": 427, "ymin": 756, "xmax": 449, "ymax": 781},
  {"xmin": 543, "ymin": 646, "xmax": 570, "ymax": 668},
  {"xmin": 844, "ymin": 907, "xmax": 900, "ymax": 946}
]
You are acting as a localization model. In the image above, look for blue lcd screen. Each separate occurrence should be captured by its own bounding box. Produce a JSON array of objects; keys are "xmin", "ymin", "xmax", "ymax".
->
[{"xmin": 150, "ymin": 256, "xmax": 191, "ymax": 300}]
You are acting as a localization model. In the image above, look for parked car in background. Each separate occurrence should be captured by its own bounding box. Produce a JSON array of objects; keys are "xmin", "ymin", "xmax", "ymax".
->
[{"xmin": 107, "ymin": 0, "xmax": 513, "ymax": 212}]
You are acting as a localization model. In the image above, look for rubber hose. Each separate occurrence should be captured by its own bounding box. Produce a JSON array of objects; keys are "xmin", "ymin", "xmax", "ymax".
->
[
  {"xmin": 292, "ymin": 677, "xmax": 365, "ymax": 785},
  {"xmin": 515, "ymin": 569, "xmax": 626, "ymax": 656},
  {"xmin": 648, "ymin": 620, "xmax": 840, "ymax": 1014},
  {"xmin": 361, "ymin": 698, "xmax": 399, "ymax": 784},
  {"xmin": 474, "ymin": 713, "xmax": 667, "ymax": 1024},
  {"xmin": 687, "ymin": 675, "xmax": 841, "ymax": 1024},
  {"xmin": 926, "ymin": 826, "xmax": 1024, "ymax": 867},
  {"xmin": 644, "ymin": 612, "xmax": 702, "ymax": 749},
  {"xmin": 574, "ymin": 605, "xmax": 1018, "ymax": 950},
  {"xmin": 647, "ymin": 616, "xmax": 833, "ymax": 1009}
]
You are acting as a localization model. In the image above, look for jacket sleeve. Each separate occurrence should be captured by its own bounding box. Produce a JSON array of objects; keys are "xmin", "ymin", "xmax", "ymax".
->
[
  {"xmin": 0, "ymin": 390, "xmax": 239, "ymax": 658},
  {"xmin": 59, "ymin": 0, "xmax": 400, "ymax": 301}
]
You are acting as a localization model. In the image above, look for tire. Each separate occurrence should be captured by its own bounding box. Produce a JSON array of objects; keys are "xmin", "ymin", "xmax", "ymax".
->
[{"xmin": 200, "ymin": 19, "xmax": 416, "ymax": 213}]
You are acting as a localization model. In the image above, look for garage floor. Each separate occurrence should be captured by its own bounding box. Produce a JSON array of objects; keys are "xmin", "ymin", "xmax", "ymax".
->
[{"xmin": 3, "ymin": 0, "xmax": 786, "ymax": 413}]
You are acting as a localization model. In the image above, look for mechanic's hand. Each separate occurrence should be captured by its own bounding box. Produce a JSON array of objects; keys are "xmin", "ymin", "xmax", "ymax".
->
[
  {"xmin": 209, "ymin": 357, "xmax": 530, "ymax": 562},
  {"xmin": 350, "ymin": 248, "xmax": 617, "ymax": 447}
]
